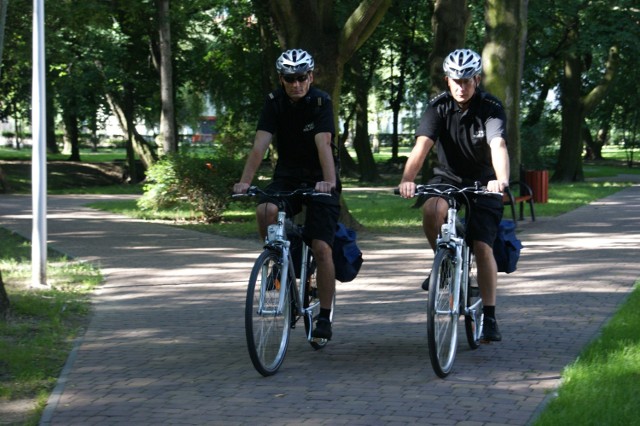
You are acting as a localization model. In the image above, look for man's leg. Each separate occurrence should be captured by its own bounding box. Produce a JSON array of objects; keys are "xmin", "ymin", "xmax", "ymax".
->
[
  {"xmin": 422, "ymin": 197, "xmax": 448, "ymax": 251},
  {"xmin": 256, "ymin": 202, "xmax": 278, "ymax": 240},
  {"xmin": 311, "ymin": 239, "xmax": 335, "ymax": 310},
  {"xmin": 473, "ymin": 240, "xmax": 497, "ymax": 305},
  {"xmin": 473, "ymin": 239, "xmax": 502, "ymax": 341},
  {"xmin": 310, "ymin": 239, "xmax": 335, "ymax": 339},
  {"xmin": 420, "ymin": 197, "xmax": 448, "ymax": 290}
]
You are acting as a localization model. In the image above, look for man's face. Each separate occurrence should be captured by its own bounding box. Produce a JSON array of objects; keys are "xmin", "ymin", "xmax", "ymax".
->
[
  {"xmin": 446, "ymin": 76, "xmax": 478, "ymax": 105},
  {"xmin": 280, "ymin": 72, "xmax": 313, "ymax": 101}
]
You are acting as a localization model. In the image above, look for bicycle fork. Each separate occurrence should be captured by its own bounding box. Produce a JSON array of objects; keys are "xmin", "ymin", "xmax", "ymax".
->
[{"xmin": 438, "ymin": 208, "xmax": 464, "ymax": 314}]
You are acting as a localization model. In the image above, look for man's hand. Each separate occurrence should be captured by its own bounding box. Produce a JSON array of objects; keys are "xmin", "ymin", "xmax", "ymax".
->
[
  {"xmin": 487, "ymin": 180, "xmax": 509, "ymax": 193},
  {"xmin": 315, "ymin": 181, "xmax": 335, "ymax": 193},
  {"xmin": 233, "ymin": 182, "xmax": 250, "ymax": 194},
  {"xmin": 398, "ymin": 181, "xmax": 416, "ymax": 198}
]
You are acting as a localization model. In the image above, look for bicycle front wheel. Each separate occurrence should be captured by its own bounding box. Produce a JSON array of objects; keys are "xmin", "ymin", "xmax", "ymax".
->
[
  {"xmin": 245, "ymin": 249, "xmax": 291, "ymax": 376},
  {"xmin": 427, "ymin": 247, "xmax": 459, "ymax": 378}
]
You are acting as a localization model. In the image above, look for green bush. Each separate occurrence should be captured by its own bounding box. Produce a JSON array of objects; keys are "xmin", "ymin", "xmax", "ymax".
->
[{"xmin": 138, "ymin": 153, "xmax": 242, "ymax": 223}]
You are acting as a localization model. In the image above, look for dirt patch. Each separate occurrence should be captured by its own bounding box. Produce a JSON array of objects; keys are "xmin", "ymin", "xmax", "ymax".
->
[
  {"xmin": 0, "ymin": 160, "xmax": 127, "ymax": 193},
  {"xmin": 0, "ymin": 398, "xmax": 38, "ymax": 425}
]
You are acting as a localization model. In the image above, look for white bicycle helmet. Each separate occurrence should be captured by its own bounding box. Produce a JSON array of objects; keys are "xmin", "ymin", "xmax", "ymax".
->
[
  {"xmin": 275, "ymin": 49, "xmax": 315, "ymax": 75},
  {"xmin": 442, "ymin": 49, "xmax": 482, "ymax": 79}
]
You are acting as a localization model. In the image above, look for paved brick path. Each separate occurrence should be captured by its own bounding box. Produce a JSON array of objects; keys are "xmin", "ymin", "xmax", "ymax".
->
[{"xmin": 1, "ymin": 186, "xmax": 639, "ymax": 425}]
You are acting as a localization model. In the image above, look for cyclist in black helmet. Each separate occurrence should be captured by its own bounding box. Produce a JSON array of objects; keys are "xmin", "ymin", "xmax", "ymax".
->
[
  {"xmin": 398, "ymin": 48, "xmax": 510, "ymax": 342},
  {"xmin": 233, "ymin": 49, "xmax": 340, "ymax": 340}
]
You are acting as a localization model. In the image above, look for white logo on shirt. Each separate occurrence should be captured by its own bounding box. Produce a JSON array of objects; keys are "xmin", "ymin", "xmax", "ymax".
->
[{"xmin": 303, "ymin": 123, "xmax": 315, "ymax": 132}]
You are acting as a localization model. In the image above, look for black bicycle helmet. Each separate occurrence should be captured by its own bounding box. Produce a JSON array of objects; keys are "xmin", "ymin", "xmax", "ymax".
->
[
  {"xmin": 275, "ymin": 49, "xmax": 315, "ymax": 75},
  {"xmin": 442, "ymin": 49, "xmax": 482, "ymax": 79}
]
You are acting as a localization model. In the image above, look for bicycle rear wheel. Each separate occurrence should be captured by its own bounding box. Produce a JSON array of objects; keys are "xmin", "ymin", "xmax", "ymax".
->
[
  {"xmin": 427, "ymin": 247, "xmax": 458, "ymax": 378},
  {"xmin": 245, "ymin": 249, "xmax": 291, "ymax": 376},
  {"xmin": 303, "ymin": 255, "xmax": 335, "ymax": 350},
  {"xmin": 464, "ymin": 252, "xmax": 484, "ymax": 349}
]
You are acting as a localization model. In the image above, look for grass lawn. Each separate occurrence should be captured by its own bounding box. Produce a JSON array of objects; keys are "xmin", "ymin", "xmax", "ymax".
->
[
  {"xmin": 533, "ymin": 282, "xmax": 640, "ymax": 425},
  {"xmin": 0, "ymin": 229, "xmax": 101, "ymax": 425}
]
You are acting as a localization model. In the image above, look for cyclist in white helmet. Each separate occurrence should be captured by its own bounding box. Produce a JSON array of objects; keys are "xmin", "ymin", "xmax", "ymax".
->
[
  {"xmin": 234, "ymin": 49, "xmax": 340, "ymax": 340},
  {"xmin": 398, "ymin": 48, "xmax": 511, "ymax": 342}
]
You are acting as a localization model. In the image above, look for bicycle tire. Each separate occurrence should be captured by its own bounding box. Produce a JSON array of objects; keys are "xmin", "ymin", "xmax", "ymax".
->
[
  {"xmin": 427, "ymin": 247, "xmax": 459, "ymax": 378},
  {"xmin": 464, "ymin": 252, "xmax": 484, "ymax": 349},
  {"xmin": 245, "ymin": 249, "xmax": 291, "ymax": 376},
  {"xmin": 303, "ymin": 255, "xmax": 335, "ymax": 350}
]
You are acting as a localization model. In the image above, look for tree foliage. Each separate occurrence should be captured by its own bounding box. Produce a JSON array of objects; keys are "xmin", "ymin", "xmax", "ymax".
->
[{"xmin": 1, "ymin": 0, "xmax": 639, "ymax": 190}]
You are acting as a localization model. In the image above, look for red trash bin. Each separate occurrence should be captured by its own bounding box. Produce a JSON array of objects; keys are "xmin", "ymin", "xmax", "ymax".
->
[{"xmin": 524, "ymin": 170, "xmax": 549, "ymax": 203}]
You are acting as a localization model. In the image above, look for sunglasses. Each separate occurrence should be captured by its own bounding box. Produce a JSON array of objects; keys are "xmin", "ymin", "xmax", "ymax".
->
[{"xmin": 282, "ymin": 74, "xmax": 309, "ymax": 83}]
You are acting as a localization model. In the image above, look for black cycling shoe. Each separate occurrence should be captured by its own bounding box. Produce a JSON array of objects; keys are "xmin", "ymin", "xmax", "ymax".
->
[
  {"xmin": 481, "ymin": 317, "xmax": 502, "ymax": 342},
  {"xmin": 312, "ymin": 317, "xmax": 332, "ymax": 340},
  {"xmin": 421, "ymin": 273, "xmax": 431, "ymax": 291}
]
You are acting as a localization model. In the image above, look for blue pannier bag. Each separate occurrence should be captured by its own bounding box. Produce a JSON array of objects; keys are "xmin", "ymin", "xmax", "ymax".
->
[
  {"xmin": 493, "ymin": 219, "xmax": 523, "ymax": 274},
  {"xmin": 333, "ymin": 223, "xmax": 363, "ymax": 282}
]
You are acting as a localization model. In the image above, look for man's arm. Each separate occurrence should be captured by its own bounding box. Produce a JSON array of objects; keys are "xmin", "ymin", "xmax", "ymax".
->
[
  {"xmin": 488, "ymin": 137, "xmax": 510, "ymax": 193},
  {"xmin": 315, "ymin": 131, "xmax": 336, "ymax": 193},
  {"xmin": 398, "ymin": 135, "xmax": 435, "ymax": 198},
  {"xmin": 233, "ymin": 130, "xmax": 273, "ymax": 194}
]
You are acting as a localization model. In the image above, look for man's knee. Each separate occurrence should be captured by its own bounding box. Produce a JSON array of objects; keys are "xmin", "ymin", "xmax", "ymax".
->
[
  {"xmin": 311, "ymin": 239, "xmax": 332, "ymax": 262},
  {"xmin": 256, "ymin": 202, "xmax": 278, "ymax": 220}
]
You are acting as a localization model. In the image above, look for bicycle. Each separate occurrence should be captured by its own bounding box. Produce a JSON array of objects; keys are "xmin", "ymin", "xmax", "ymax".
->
[
  {"xmin": 396, "ymin": 182, "xmax": 501, "ymax": 378},
  {"xmin": 233, "ymin": 186, "xmax": 336, "ymax": 376}
]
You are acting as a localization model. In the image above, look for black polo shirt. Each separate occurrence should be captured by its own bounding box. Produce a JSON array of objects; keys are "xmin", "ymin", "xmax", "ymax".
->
[
  {"xmin": 257, "ymin": 87, "xmax": 335, "ymax": 181},
  {"xmin": 416, "ymin": 89, "xmax": 507, "ymax": 186}
]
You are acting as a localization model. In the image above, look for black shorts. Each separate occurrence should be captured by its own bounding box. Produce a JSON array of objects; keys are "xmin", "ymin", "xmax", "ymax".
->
[
  {"xmin": 425, "ymin": 177, "xmax": 504, "ymax": 247},
  {"xmin": 259, "ymin": 179, "xmax": 341, "ymax": 247}
]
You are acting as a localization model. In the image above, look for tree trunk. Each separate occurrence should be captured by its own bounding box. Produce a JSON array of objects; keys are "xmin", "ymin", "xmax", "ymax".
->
[
  {"xmin": 156, "ymin": 0, "xmax": 177, "ymax": 155},
  {"xmin": 62, "ymin": 108, "xmax": 81, "ymax": 161},
  {"xmin": 522, "ymin": 60, "xmax": 560, "ymax": 129},
  {"xmin": 46, "ymin": 72, "xmax": 59, "ymax": 154},
  {"xmin": 337, "ymin": 108, "xmax": 359, "ymax": 178},
  {"xmin": 483, "ymin": 0, "xmax": 528, "ymax": 180},
  {"xmin": 582, "ymin": 123, "xmax": 595, "ymax": 160},
  {"xmin": 583, "ymin": 118, "xmax": 607, "ymax": 161},
  {"xmin": 0, "ymin": 270, "xmax": 10, "ymax": 320},
  {"xmin": 554, "ymin": 36, "xmax": 584, "ymax": 182},
  {"xmin": 0, "ymin": 0, "xmax": 7, "ymax": 81},
  {"xmin": 553, "ymin": 42, "xmax": 618, "ymax": 182},
  {"xmin": 388, "ymin": 6, "xmax": 415, "ymax": 162},
  {"xmin": 104, "ymin": 88, "xmax": 158, "ymax": 172},
  {"xmin": 351, "ymin": 52, "xmax": 380, "ymax": 182},
  {"xmin": 0, "ymin": 165, "xmax": 10, "ymax": 192},
  {"xmin": 428, "ymin": 0, "xmax": 469, "ymax": 96}
]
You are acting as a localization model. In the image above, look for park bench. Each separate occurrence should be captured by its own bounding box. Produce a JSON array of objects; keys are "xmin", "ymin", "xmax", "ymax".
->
[{"xmin": 503, "ymin": 180, "xmax": 535, "ymax": 221}]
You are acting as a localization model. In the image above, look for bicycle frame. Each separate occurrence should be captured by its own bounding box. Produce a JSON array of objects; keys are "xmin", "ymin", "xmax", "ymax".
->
[
  {"xmin": 436, "ymin": 205, "xmax": 465, "ymax": 315},
  {"xmin": 436, "ymin": 203, "xmax": 481, "ymax": 319},
  {"xmin": 262, "ymin": 209, "xmax": 321, "ymax": 342}
]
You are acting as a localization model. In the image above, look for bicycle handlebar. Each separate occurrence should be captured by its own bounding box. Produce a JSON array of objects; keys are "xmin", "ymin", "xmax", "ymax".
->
[
  {"xmin": 393, "ymin": 182, "xmax": 502, "ymax": 198},
  {"xmin": 232, "ymin": 185, "xmax": 331, "ymax": 199}
]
